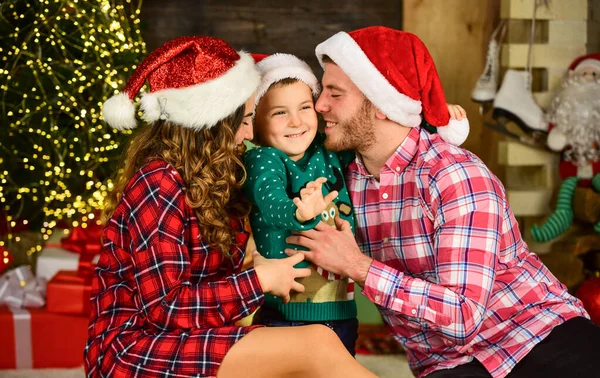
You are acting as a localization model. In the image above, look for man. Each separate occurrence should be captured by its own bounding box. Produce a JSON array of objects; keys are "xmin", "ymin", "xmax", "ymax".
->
[{"xmin": 285, "ymin": 26, "xmax": 598, "ymax": 378}]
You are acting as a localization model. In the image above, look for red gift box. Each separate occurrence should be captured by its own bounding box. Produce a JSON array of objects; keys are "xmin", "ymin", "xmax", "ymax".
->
[
  {"xmin": 0, "ymin": 305, "xmax": 88, "ymax": 369},
  {"xmin": 46, "ymin": 270, "xmax": 92, "ymax": 316},
  {"xmin": 45, "ymin": 223, "xmax": 100, "ymax": 316}
]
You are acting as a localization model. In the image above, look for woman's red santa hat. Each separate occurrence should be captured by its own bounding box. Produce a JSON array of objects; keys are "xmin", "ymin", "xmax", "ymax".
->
[
  {"xmin": 315, "ymin": 26, "xmax": 469, "ymax": 145},
  {"xmin": 102, "ymin": 36, "xmax": 260, "ymax": 131}
]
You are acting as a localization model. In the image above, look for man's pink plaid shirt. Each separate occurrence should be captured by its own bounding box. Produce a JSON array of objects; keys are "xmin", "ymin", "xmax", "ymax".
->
[{"xmin": 346, "ymin": 127, "xmax": 588, "ymax": 378}]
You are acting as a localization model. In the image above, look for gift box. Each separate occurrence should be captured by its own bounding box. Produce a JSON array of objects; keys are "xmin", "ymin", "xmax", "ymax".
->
[
  {"xmin": 36, "ymin": 226, "xmax": 101, "ymax": 281},
  {"xmin": 43, "ymin": 225, "xmax": 100, "ymax": 316},
  {"xmin": 0, "ymin": 305, "xmax": 88, "ymax": 369},
  {"xmin": 46, "ymin": 270, "xmax": 92, "ymax": 316},
  {"xmin": 0, "ymin": 266, "xmax": 46, "ymax": 309}
]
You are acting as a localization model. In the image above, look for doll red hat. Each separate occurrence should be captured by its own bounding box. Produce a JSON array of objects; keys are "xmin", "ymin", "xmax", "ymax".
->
[
  {"xmin": 569, "ymin": 53, "xmax": 600, "ymax": 72},
  {"xmin": 315, "ymin": 26, "xmax": 469, "ymax": 145},
  {"xmin": 102, "ymin": 36, "xmax": 260, "ymax": 131}
]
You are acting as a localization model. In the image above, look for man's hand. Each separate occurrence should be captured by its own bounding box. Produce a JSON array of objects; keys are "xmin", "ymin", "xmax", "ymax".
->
[
  {"xmin": 285, "ymin": 216, "xmax": 372, "ymax": 286},
  {"xmin": 253, "ymin": 251, "xmax": 311, "ymax": 303},
  {"xmin": 294, "ymin": 177, "xmax": 338, "ymax": 223}
]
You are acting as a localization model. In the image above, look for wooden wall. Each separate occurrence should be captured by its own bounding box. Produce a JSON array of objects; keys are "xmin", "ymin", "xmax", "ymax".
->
[
  {"xmin": 141, "ymin": 0, "xmax": 402, "ymax": 74},
  {"xmin": 403, "ymin": 0, "xmax": 503, "ymax": 177}
]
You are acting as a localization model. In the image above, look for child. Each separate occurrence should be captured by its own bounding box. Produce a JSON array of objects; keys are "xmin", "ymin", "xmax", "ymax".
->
[{"xmin": 243, "ymin": 53, "xmax": 360, "ymax": 355}]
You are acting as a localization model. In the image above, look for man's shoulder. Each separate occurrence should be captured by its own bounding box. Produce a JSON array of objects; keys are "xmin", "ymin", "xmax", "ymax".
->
[{"xmin": 417, "ymin": 138, "xmax": 484, "ymax": 175}]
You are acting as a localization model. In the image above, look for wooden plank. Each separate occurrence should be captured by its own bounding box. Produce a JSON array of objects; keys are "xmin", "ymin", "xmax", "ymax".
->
[
  {"xmin": 548, "ymin": 20, "xmax": 589, "ymax": 44},
  {"xmin": 403, "ymin": 0, "xmax": 503, "ymax": 180},
  {"xmin": 498, "ymin": 140, "xmax": 557, "ymax": 166},
  {"xmin": 588, "ymin": 21, "xmax": 600, "ymax": 52},
  {"xmin": 501, "ymin": 43, "xmax": 588, "ymax": 68},
  {"xmin": 507, "ymin": 188, "xmax": 553, "ymax": 216},
  {"xmin": 501, "ymin": 0, "xmax": 589, "ymax": 20}
]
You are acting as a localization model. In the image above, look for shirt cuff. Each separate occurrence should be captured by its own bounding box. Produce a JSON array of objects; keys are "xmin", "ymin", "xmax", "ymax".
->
[
  {"xmin": 361, "ymin": 260, "xmax": 452, "ymax": 327},
  {"xmin": 235, "ymin": 267, "xmax": 265, "ymax": 313},
  {"xmin": 361, "ymin": 259, "xmax": 404, "ymax": 309}
]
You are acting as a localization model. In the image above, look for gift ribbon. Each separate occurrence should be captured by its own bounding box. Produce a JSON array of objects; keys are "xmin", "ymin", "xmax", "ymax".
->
[
  {"xmin": 60, "ymin": 225, "xmax": 102, "ymax": 277},
  {"xmin": 0, "ymin": 266, "xmax": 46, "ymax": 309},
  {"xmin": 9, "ymin": 306, "xmax": 33, "ymax": 369}
]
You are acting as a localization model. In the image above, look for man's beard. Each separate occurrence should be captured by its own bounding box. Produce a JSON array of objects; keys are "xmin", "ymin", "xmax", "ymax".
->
[
  {"xmin": 324, "ymin": 99, "xmax": 376, "ymax": 153},
  {"xmin": 547, "ymin": 75, "xmax": 600, "ymax": 165}
]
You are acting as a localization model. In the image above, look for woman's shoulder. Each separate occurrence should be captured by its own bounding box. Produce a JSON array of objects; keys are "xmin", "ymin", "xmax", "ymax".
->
[{"xmin": 123, "ymin": 159, "xmax": 185, "ymax": 199}]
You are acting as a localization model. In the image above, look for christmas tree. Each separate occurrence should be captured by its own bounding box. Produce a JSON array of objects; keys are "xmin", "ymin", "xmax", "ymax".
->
[{"xmin": 0, "ymin": 0, "xmax": 146, "ymax": 260}]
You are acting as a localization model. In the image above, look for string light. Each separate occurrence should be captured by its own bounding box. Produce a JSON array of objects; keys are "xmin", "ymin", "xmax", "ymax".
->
[{"xmin": 0, "ymin": 0, "xmax": 146, "ymax": 258}]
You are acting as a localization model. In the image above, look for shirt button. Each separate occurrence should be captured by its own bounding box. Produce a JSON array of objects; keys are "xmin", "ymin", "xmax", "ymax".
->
[
  {"xmin": 375, "ymin": 295, "xmax": 381, "ymax": 301},
  {"xmin": 395, "ymin": 166, "xmax": 401, "ymax": 172},
  {"xmin": 383, "ymin": 237, "xmax": 389, "ymax": 243},
  {"xmin": 411, "ymin": 309, "xmax": 416, "ymax": 315},
  {"xmin": 467, "ymin": 347, "xmax": 474, "ymax": 354},
  {"xmin": 382, "ymin": 193, "xmax": 388, "ymax": 199}
]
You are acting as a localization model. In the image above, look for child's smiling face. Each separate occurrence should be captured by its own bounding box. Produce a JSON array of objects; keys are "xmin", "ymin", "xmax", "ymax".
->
[{"xmin": 254, "ymin": 80, "xmax": 318, "ymax": 161}]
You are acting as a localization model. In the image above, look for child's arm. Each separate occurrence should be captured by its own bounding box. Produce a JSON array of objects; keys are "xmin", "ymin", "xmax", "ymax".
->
[
  {"xmin": 244, "ymin": 148, "xmax": 324, "ymax": 231},
  {"xmin": 293, "ymin": 177, "xmax": 338, "ymax": 223},
  {"xmin": 447, "ymin": 104, "xmax": 467, "ymax": 120}
]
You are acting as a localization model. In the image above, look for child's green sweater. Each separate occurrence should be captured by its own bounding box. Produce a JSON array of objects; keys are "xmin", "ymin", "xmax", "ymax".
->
[{"xmin": 243, "ymin": 133, "xmax": 356, "ymax": 321}]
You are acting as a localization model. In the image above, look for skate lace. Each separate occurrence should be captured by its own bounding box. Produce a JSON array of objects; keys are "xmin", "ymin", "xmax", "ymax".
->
[{"xmin": 479, "ymin": 41, "xmax": 498, "ymax": 84}]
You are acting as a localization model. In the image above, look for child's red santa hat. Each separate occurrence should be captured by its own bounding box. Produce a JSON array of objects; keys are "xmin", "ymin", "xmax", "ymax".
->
[
  {"xmin": 315, "ymin": 26, "xmax": 469, "ymax": 145},
  {"xmin": 251, "ymin": 53, "xmax": 320, "ymax": 112},
  {"xmin": 102, "ymin": 36, "xmax": 260, "ymax": 131}
]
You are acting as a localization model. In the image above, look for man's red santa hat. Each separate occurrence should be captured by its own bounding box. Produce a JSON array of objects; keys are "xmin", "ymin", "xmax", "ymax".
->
[
  {"xmin": 102, "ymin": 36, "xmax": 260, "ymax": 131},
  {"xmin": 315, "ymin": 26, "xmax": 469, "ymax": 145}
]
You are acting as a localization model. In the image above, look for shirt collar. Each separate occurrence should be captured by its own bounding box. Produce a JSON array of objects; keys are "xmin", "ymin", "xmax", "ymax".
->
[
  {"xmin": 349, "ymin": 126, "xmax": 422, "ymax": 177},
  {"xmin": 385, "ymin": 127, "xmax": 421, "ymax": 174}
]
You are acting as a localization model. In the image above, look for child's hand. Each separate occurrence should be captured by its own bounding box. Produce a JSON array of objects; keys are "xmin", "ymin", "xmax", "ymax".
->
[
  {"xmin": 253, "ymin": 251, "xmax": 311, "ymax": 303},
  {"xmin": 447, "ymin": 104, "xmax": 467, "ymax": 120},
  {"xmin": 293, "ymin": 177, "xmax": 338, "ymax": 223}
]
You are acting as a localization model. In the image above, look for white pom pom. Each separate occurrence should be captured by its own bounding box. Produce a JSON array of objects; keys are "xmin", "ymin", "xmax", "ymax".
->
[
  {"xmin": 547, "ymin": 127, "xmax": 568, "ymax": 151},
  {"xmin": 437, "ymin": 117, "xmax": 470, "ymax": 146},
  {"xmin": 102, "ymin": 93, "xmax": 137, "ymax": 130}
]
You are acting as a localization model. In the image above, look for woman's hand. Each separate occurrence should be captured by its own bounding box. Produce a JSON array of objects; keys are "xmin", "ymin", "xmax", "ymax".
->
[
  {"xmin": 294, "ymin": 177, "xmax": 338, "ymax": 223},
  {"xmin": 447, "ymin": 104, "xmax": 467, "ymax": 120},
  {"xmin": 253, "ymin": 251, "xmax": 311, "ymax": 303}
]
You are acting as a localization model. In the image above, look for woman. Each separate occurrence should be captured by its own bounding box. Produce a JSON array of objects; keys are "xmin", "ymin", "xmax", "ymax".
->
[{"xmin": 85, "ymin": 36, "xmax": 375, "ymax": 378}]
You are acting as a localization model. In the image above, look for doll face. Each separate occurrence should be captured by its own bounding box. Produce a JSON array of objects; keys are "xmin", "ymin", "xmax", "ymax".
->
[
  {"xmin": 254, "ymin": 81, "xmax": 318, "ymax": 161},
  {"xmin": 572, "ymin": 65, "xmax": 600, "ymax": 82}
]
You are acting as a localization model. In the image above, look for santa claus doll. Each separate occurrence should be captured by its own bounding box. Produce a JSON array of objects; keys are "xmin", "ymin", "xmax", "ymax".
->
[{"xmin": 531, "ymin": 53, "xmax": 600, "ymax": 242}]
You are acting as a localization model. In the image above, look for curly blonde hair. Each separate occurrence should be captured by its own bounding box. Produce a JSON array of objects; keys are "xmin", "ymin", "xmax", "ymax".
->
[{"xmin": 104, "ymin": 105, "xmax": 249, "ymax": 257}]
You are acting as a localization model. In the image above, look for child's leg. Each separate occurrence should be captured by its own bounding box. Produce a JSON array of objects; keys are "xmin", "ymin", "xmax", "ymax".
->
[
  {"xmin": 254, "ymin": 307, "xmax": 359, "ymax": 356},
  {"xmin": 217, "ymin": 324, "xmax": 377, "ymax": 378},
  {"xmin": 327, "ymin": 317, "xmax": 359, "ymax": 356}
]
